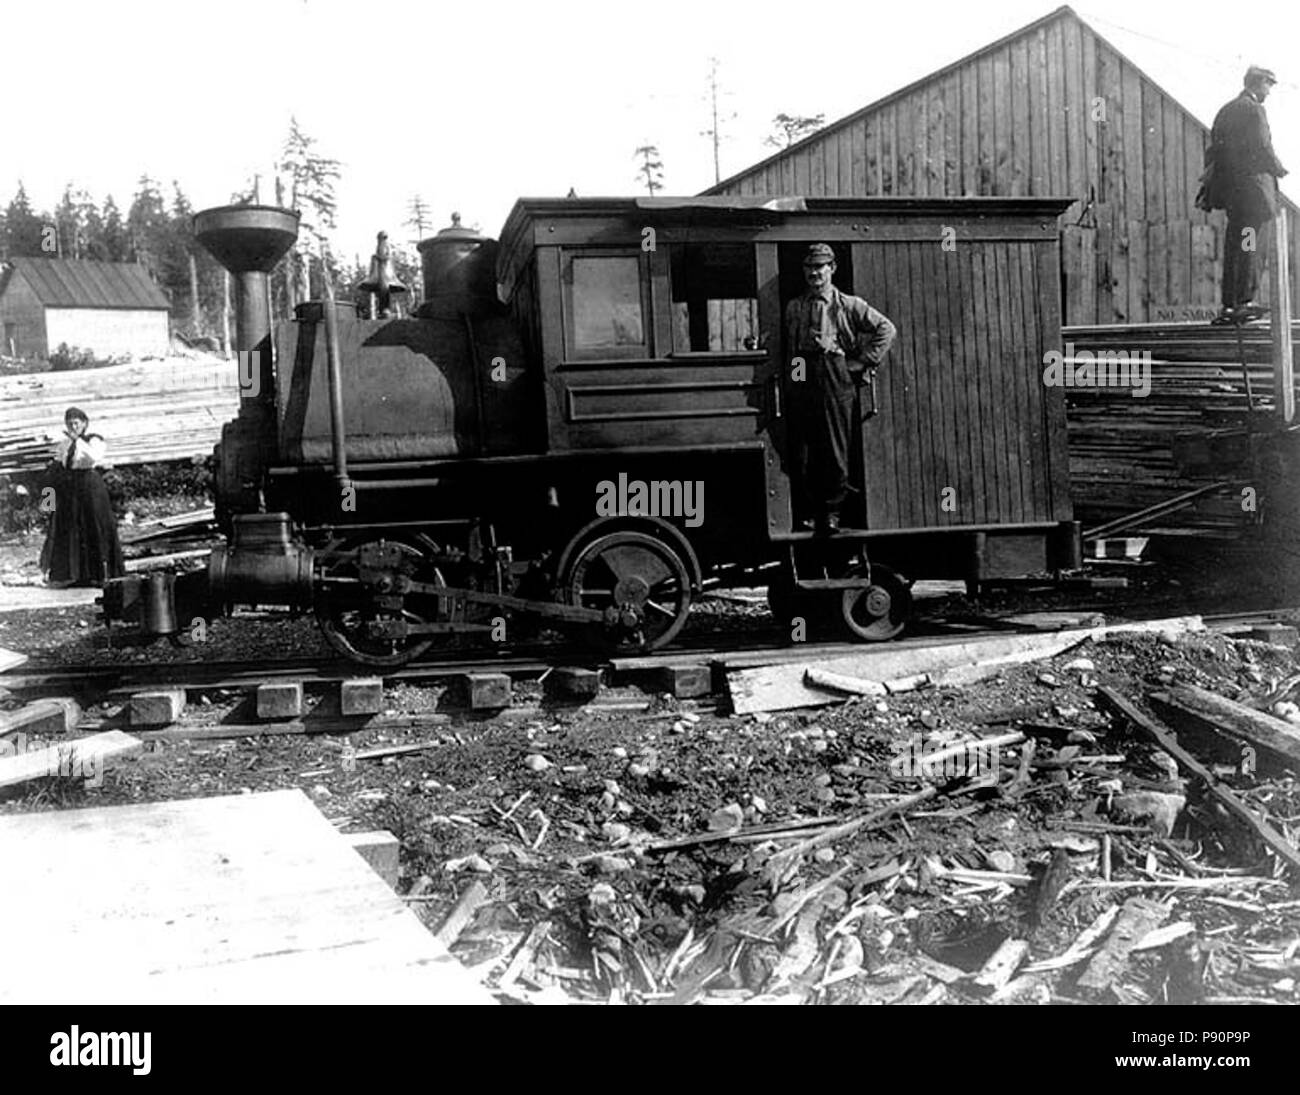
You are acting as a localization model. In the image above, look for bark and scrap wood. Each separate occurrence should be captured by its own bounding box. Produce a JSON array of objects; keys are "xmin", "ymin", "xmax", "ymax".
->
[
  {"xmin": 1077, "ymin": 897, "xmax": 1170, "ymax": 992},
  {"xmin": 1098, "ymin": 685, "xmax": 1300, "ymax": 880},
  {"xmin": 1151, "ymin": 684, "xmax": 1300, "ymax": 776}
]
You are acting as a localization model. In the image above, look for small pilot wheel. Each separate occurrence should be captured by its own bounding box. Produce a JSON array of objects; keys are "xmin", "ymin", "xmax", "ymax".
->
[
  {"xmin": 315, "ymin": 535, "xmax": 444, "ymax": 667},
  {"xmin": 840, "ymin": 566, "xmax": 911, "ymax": 641},
  {"xmin": 564, "ymin": 530, "xmax": 692, "ymax": 651}
]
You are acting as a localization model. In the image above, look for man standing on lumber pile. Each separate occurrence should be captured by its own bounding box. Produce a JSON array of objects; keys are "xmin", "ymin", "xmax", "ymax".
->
[
  {"xmin": 785, "ymin": 243, "xmax": 896, "ymax": 537},
  {"xmin": 1198, "ymin": 66, "xmax": 1288, "ymax": 325},
  {"xmin": 40, "ymin": 407, "xmax": 124, "ymax": 587}
]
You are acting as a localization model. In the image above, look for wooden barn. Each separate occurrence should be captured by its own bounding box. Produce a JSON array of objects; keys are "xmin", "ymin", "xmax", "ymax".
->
[
  {"xmin": 705, "ymin": 4, "xmax": 1298, "ymax": 327},
  {"xmin": 0, "ymin": 257, "xmax": 171, "ymax": 361}
]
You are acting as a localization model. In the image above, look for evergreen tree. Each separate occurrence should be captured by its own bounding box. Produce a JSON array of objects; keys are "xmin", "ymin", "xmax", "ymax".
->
[
  {"xmin": 277, "ymin": 117, "xmax": 342, "ymax": 305},
  {"xmin": 80, "ymin": 192, "xmax": 107, "ymax": 260},
  {"xmin": 4, "ymin": 182, "xmax": 46, "ymax": 257},
  {"xmin": 55, "ymin": 184, "xmax": 83, "ymax": 259},
  {"xmin": 634, "ymin": 146, "xmax": 664, "ymax": 196},
  {"xmin": 127, "ymin": 175, "xmax": 169, "ymax": 274},
  {"xmin": 406, "ymin": 195, "xmax": 433, "ymax": 241},
  {"xmin": 101, "ymin": 196, "xmax": 127, "ymax": 262},
  {"xmin": 765, "ymin": 113, "xmax": 826, "ymax": 150},
  {"xmin": 165, "ymin": 183, "xmax": 199, "ymax": 331}
]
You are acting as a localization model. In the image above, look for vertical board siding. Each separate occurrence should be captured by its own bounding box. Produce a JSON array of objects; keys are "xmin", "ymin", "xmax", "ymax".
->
[
  {"xmin": 960, "ymin": 61, "xmax": 979, "ymax": 196},
  {"xmin": 1009, "ymin": 39, "xmax": 1030, "ymax": 197},
  {"xmin": 851, "ymin": 239, "xmax": 1058, "ymax": 527}
]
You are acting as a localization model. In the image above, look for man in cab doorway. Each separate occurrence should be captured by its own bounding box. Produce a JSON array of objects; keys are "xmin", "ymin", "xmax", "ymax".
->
[{"xmin": 785, "ymin": 243, "xmax": 896, "ymax": 536}]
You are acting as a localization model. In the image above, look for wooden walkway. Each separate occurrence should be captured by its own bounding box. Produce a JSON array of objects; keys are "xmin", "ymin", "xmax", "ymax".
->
[{"xmin": 0, "ymin": 789, "xmax": 493, "ymax": 1004}]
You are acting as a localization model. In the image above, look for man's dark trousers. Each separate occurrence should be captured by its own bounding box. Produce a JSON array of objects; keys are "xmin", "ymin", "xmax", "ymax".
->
[
  {"xmin": 1222, "ymin": 175, "xmax": 1277, "ymax": 309},
  {"xmin": 805, "ymin": 349, "xmax": 858, "ymax": 519},
  {"xmin": 1223, "ymin": 202, "xmax": 1265, "ymax": 308}
]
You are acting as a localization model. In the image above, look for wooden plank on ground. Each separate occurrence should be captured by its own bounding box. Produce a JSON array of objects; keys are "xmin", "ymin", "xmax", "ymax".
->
[
  {"xmin": 0, "ymin": 730, "xmax": 140, "ymax": 789},
  {"xmin": 0, "ymin": 697, "xmax": 80, "ymax": 737},
  {"xmin": 1151, "ymin": 684, "xmax": 1300, "ymax": 776},
  {"xmin": 0, "ymin": 789, "xmax": 494, "ymax": 1003},
  {"xmin": 0, "ymin": 647, "xmax": 28, "ymax": 672},
  {"xmin": 1077, "ymin": 897, "xmax": 1169, "ymax": 992},
  {"xmin": 728, "ymin": 616, "xmax": 1204, "ymax": 714},
  {"xmin": 1097, "ymin": 686, "xmax": 1300, "ymax": 880}
]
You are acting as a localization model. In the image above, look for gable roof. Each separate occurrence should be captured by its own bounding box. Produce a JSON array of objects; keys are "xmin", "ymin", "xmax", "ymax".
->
[{"xmin": 1, "ymin": 257, "xmax": 171, "ymax": 310}]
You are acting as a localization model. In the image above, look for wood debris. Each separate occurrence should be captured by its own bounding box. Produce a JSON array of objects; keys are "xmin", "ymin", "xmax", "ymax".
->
[
  {"xmin": 1077, "ymin": 898, "xmax": 1170, "ymax": 992},
  {"xmin": 1098, "ymin": 685, "xmax": 1300, "ymax": 879},
  {"xmin": 1152, "ymin": 684, "xmax": 1300, "ymax": 776},
  {"xmin": 0, "ymin": 730, "xmax": 141, "ymax": 789}
]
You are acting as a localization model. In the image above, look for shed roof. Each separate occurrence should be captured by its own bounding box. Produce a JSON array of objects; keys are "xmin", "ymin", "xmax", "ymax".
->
[{"xmin": 0, "ymin": 258, "xmax": 170, "ymax": 310}]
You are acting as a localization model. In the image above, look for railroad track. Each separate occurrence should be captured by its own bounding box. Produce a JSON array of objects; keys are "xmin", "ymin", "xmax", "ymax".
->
[{"xmin": 3, "ymin": 606, "xmax": 1294, "ymax": 697}]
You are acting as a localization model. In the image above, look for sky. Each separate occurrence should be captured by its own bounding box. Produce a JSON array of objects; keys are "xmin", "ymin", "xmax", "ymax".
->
[{"xmin": 3, "ymin": 0, "xmax": 1298, "ymax": 264}]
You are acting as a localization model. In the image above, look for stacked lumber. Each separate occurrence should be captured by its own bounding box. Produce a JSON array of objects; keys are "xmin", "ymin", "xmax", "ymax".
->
[
  {"xmin": 1062, "ymin": 321, "xmax": 1300, "ymax": 536},
  {"xmin": 0, "ymin": 356, "xmax": 240, "ymax": 476}
]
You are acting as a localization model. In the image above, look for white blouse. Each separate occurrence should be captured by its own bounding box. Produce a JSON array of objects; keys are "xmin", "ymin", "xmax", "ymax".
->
[{"xmin": 54, "ymin": 434, "xmax": 109, "ymax": 470}]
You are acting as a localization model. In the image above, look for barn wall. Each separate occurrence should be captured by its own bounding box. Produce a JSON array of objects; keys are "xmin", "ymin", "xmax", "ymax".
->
[
  {"xmin": 0, "ymin": 271, "xmax": 48, "ymax": 359},
  {"xmin": 44, "ymin": 308, "xmax": 170, "ymax": 360},
  {"xmin": 714, "ymin": 9, "xmax": 1300, "ymax": 326}
]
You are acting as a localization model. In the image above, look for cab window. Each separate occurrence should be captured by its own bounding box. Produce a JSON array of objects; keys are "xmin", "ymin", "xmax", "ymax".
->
[
  {"xmin": 562, "ymin": 250, "xmax": 650, "ymax": 359},
  {"xmin": 670, "ymin": 244, "xmax": 760, "ymax": 353}
]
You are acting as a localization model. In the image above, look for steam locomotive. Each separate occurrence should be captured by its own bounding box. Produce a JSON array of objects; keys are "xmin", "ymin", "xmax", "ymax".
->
[{"xmin": 103, "ymin": 194, "xmax": 1081, "ymax": 665}]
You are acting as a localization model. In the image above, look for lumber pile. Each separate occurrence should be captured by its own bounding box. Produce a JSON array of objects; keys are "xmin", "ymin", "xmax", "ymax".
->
[
  {"xmin": 1063, "ymin": 321, "xmax": 1300, "ymax": 536},
  {"xmin": 0, "ymin": 356, "xmax": 240, "ymax": 476}
]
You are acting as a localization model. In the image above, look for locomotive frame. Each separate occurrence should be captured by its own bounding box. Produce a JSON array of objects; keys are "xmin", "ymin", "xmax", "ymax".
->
[{"xmin": 105, "ymin": 195, "xmax": 1081, "ymax": 664}]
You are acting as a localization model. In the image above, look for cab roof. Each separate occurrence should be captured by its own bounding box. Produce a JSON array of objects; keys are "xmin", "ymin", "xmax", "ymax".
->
[{"xmin": 496, "ymin": 194, "xmax": 1074, "ymax": 298}]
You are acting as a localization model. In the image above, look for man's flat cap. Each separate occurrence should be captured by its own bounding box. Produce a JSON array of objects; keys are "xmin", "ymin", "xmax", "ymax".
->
[
  {"xmin": 802, "ymin": 243, "xmax": 836, "ymax": 266},
  {"xmin": 1245, "ymin": 65, "xmax": 1278, "ymax": 86}
]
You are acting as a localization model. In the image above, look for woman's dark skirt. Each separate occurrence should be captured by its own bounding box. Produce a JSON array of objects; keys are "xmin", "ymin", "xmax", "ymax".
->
[{"xmin": 41, "ymin": 468, "xmax": 125, "ymax": 587}]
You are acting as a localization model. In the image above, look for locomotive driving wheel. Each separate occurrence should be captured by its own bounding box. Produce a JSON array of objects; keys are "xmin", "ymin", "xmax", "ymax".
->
[
  {"xmin": 315, "ymin": 534, "xmax": 447, "ymax": 667},
  {"xmin": 562, "ymin": 530, "xmax": 692, "ymax": 651},
  {"xmin": 839, "ymin": 564, "xmax": 911, "ymax": 642}
]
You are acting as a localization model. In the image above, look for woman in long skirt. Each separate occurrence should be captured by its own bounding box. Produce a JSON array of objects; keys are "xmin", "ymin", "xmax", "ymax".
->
[{"xmin": 42, "ymin": 406, "xmax": 125, "ymax": 587}]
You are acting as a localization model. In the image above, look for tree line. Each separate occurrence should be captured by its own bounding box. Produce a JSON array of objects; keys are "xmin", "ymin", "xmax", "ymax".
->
[
  {"xmin": 1, "ymin": 177, "xmax": 227, "ymax": 344},
  {"xmin": 0, "ymin": 118, "xmax": 398, "ymax": 356},
  {"xmin": 2, "ymin": 101, "xmax": 829, "ymax": 355}
]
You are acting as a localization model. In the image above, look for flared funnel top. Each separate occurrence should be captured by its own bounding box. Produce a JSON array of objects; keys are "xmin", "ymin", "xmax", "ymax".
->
[{"xmin": 194, "ymin": 205, "xmax": 300, "ymax": 274}]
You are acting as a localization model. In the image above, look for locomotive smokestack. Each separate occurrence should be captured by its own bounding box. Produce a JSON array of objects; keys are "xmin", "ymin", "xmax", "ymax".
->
[
  {"xmin": 193, "ymin": 204, "xmax": 300, "ymax": 397},
  {"xmin": 193, "ymin": 204, "xmax": 300, "ymax": 524}
]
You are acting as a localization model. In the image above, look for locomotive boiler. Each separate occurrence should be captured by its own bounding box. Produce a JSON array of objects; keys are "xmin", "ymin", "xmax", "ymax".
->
[{"xmin": 104, "ymin": 194, "xmax": 1082, "ymax": 665}]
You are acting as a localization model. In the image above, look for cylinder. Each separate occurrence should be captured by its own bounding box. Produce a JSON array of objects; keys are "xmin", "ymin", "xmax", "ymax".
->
[{"xmin": 208, "ymin": 513, "xmax": 314, "ymax": 610}]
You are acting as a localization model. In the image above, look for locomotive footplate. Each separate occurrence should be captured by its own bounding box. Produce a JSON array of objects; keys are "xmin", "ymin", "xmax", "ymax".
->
[{"xmin": 792, "ymin": 577, "xmax": 878, "ymax": 591}]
